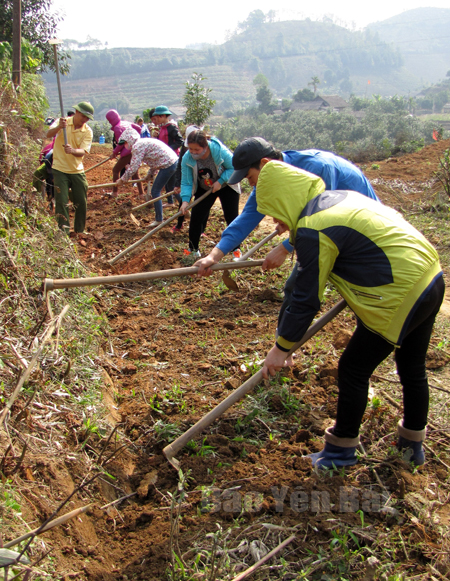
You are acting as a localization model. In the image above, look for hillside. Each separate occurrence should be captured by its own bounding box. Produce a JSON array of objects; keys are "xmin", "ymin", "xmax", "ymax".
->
[
  {"xmin": 369, "ymin": 8, "xmax": 450, "ymax": 85},
  {"xmin": 2, "ymin": 137, "xmax": 450, "ymax": 579},
  {"xmin": 217, "ymin": 19, "xmax": 403, "ymax": 93},
  {"xmin": 47, "ymin": 65, "xmax": 256, "ymax": 119},
  {"xmin": 42, "ymin": 9, "xmax": 450, "ymax": 119}
]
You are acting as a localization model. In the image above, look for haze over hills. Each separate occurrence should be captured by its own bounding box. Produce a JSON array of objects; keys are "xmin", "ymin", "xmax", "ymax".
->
[
  {"xmin": 368, "ymin": 8, "xmax": 450, "ymax": 85},
  {"xmin": 42, "ymin": 8, "xmax": 450, "ymax": 119}
]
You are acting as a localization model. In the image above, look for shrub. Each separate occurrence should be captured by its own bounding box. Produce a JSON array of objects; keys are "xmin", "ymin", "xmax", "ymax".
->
[
  {"xmin": 215, "ymin": 96, "xmax": 439, "ymax": 162},
  {"xmin": 435, "ymin": 148, "xmax": 450, "ymax": 199},
  {"xmin": 0, "ymin": 75, "xmax": 48, "ymax": 201},
  {"xmin": 89, "ymin": 121, "xmax": 114, "ymax": 144}
]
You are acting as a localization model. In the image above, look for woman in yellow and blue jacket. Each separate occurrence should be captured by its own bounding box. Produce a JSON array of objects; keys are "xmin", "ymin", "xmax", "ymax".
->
[{"xmin": 257, "ymin": 161, "xmax": 444, "ymax": 469}]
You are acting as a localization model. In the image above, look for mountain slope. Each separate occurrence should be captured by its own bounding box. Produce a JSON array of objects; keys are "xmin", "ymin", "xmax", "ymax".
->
[
  {"xmin": 369, "ymin": 8, "xmax": 450, "ymax": 84},
  {"xmin": 42, "ymin": 10, "xmax": 450, "ymax": 118}
]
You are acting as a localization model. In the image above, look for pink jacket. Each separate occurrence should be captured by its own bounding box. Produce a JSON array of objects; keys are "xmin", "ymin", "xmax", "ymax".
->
[
  {"xmin": 106, "ymin": 109, "xmax": 142, "ymax": 158},
  {"xmin": 39, "ymin": 138, "xmax": 55, "ymax": 162}
]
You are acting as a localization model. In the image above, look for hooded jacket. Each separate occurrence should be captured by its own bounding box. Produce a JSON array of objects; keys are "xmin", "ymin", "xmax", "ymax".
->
[
  {"xmin": 180, "ymin": 137, "xmax": 240, "ymax": 202},
  {"xmin": 106, "ymin": 110, "xmax": 142, "ymax": 158},
  {"xmin": 256, "ymin": 161, "xmax": 442, "ymax": 349}
]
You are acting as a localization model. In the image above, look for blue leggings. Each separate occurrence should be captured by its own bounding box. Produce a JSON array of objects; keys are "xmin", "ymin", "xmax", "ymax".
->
[{"xmin": 148, "ymin": 161, "xmax": 179, "ymax": 221}]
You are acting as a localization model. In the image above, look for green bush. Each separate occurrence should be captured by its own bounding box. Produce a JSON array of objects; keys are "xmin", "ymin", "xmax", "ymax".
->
[
  {"xmin": 89, "ymin": 121, "xmax": 114, "ymax": 144},
  {"xmin": 0, "ymin": 74, "xmax": 48, "ymax": 197},
  {"xmin": 215, "ymin": 95, "xmax": 444, "ymax": 162}
]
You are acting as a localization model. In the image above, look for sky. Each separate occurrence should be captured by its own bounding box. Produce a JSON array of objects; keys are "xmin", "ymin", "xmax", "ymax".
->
[{"xmin": 52, "ymin": 0, "xmax": 450, "ymax": 49}]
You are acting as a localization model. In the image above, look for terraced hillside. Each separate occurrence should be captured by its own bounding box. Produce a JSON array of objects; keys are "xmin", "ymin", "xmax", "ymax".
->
[
  {"xmin": 44, "ymin": 65, "xmax": 255, "ymax": 119},
  {"xmin": 42, "ymin": 8, "xmax": 450, "ymax": 119}
]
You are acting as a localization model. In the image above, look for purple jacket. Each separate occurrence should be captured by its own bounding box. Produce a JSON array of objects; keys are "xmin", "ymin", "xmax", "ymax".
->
[{"xmin": 106, "ymin": 109, "xmax": 142, "ymax": 158}]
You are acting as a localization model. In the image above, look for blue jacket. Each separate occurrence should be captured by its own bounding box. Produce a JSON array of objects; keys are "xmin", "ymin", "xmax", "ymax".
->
[
  {"xmin": 217, "ymin": 149, "xmax": 378, "ymax": 256},
  {"xmin": 181, "ymin": 137, "xmax": 240, "ymax": 202},
  {"xmin": 140, "ymin": 124, "xmax": 151, "ymax": 138}
]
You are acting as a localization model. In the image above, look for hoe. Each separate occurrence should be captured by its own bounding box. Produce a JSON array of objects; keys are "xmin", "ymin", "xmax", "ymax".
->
[{"xmin": 163, "ymin": 299, "xmax": 347, "ymax": 470}]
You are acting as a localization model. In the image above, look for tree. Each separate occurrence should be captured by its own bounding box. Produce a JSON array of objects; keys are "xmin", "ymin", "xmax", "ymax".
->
[
  {"xmin": 308, "ymin": 76, "xmax": 321, "ymax": 95},
  {"xmin": 237, "ymin": 10, "xmax": 266, "ymax": 32},
  {"xmin": 253, "ymin": 73, "xmax": 269, "ymax": 88},
  {"xmin": 339, "ymin": 78, "xmax": 353, "ymax": 95},
  {"xmin": 256, "ymin": 84, "xmax": 274, "ymax": 114},
  {"xmin": 0, "ymin": 38, "xmax": 42, "ymax": 74},
  {"xmin": 252, "ymin": 74, "xmax": 275, "ymax": 114},
  {"xmin": 182, "ymin": 72, "xmax": 216, "ymax": 127},
  {"xmin": 293, "ymin": 88, "xmax": 315, "ymax": 102},
  {"xmin": 0, "ymin": 0, "xmax": 69, "ymax": 72},
  {"xmin": 142, "ymin": 108, "xmax": 154, "ymax": 123},
  {"xmin": 323, "ymin": 70, "xmax": 335, "ymax": 86}
]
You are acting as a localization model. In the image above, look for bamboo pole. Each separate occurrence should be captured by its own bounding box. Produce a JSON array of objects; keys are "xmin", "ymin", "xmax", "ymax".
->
[
  {"xmin": 5, "ymin": 491, "xmax": 142, "ymax": 549},
  {"xmin": 85, "ymin": 157, "xmax": 111, "ymax": 174},
  {"xmin": 4, "ymin": 504, "xmax": 92, "ymax": 548},
  {"xmin": 55, "ymin": 177, "xmax": 147, "ymax": 195},
  {"xmin": 163, "ymin": 299, "xmax": 347, "ymax": 469},
  {"xmin": 44, "ymin": 260, "xmax": 264, "ymax": 293},
  {"xmin": 230, "ymin": 535, "xmax": 296, "ymax": 581},
  {"xmin": 49, "ymin": 39, "xmax": 67, "ymax": 145},
  {"xmin": 132, "ymin": 190, "xmax": 174, "ymax": 211},
  {"xmin": 87, "ymin": 178, "xmax": 146, "ymax": 190},
  {"xmin": 100, "ymin": 492, "xmax": 137, "ymax": 510},
  {"xmin": 241, "ymin": 230, "xmax": 278, "ymax": 260},
  {"xmin": 109, "ymin": 188, "xmax": 213, "ymax": 265},
  {"xmin": 222, "ymin": 230, "xmax": 279, "ymax": 290}
]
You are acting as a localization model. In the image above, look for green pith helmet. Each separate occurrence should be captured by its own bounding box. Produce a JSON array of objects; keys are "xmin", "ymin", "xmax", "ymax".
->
[
  {"xmin": 73, "ymin": 101, "xmax": 94, "ymax": 120},
  {"xmin": 153, "ymin": 105, "xmax": 172, "ymax": 116}
]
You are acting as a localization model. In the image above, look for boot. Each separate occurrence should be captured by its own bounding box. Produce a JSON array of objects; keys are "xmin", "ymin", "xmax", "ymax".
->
[
  {"xmin": 307, "ymin": 427, "xmax": 359, "ymax": 469},
  {"xmin": 397, "ymin": 421, "xmax": 426, "ymax": 466}
]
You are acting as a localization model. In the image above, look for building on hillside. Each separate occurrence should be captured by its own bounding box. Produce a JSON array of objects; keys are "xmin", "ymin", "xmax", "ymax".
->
[
  {"xmin": 290, "ymin": 96, "xmax": 324, "ymax": 112},
  {"xmin": 442, "ymin": 103, "xmax": 450, "ymax": 115},
  {"xmin": 169, "ymin": 106, "xmax": 187, "ymax": 122},
  {"xmin": 320, "ymin": 95, "xmax": 351, "ymax": 112},
  {"xmin": 290, "ymin": 95, "xmax": 350, "ymax": 113}
]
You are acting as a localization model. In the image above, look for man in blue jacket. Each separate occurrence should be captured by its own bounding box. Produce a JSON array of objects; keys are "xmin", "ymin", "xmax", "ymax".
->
[{"xmin": 194, "ymin": 137, "xmax": 379, "ymax": 317}]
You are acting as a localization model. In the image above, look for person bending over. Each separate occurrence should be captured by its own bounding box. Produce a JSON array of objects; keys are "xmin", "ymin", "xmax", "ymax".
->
[{"xmin": 257, "ymin": 160, "xmax": 444, "ymax": 469}]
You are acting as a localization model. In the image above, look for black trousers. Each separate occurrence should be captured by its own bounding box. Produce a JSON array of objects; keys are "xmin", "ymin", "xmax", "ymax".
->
[
  {"xmin": 333, "ymin": 275, "xmax": 445, "ymax": 439},
  {"xmin": 188, "ymin": 185, "xmax": 239, "ymax": 252}
]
